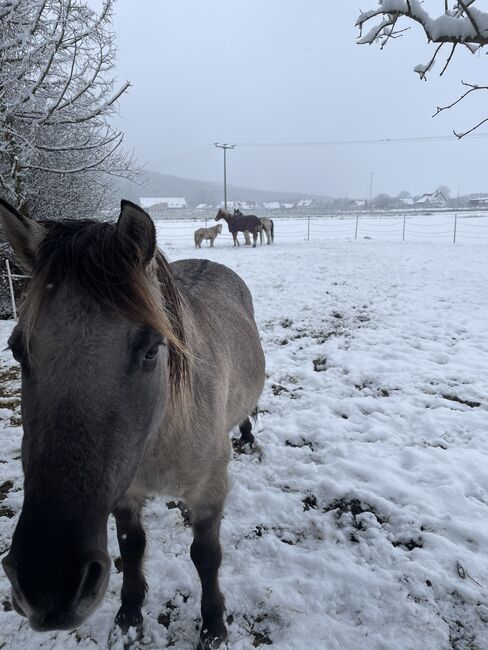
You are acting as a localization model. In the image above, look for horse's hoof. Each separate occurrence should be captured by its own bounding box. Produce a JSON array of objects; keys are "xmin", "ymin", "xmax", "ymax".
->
[
  {"xmin": 197, "ymin": 627, "xmax": 228, "ymax": 650},
  {"xmin": 108, "ymin": 620, "xmax": 143, "ymax": 650},
  {"xmin": 115, "ymin": 606, "xmax": 144, "ymax": 633}
]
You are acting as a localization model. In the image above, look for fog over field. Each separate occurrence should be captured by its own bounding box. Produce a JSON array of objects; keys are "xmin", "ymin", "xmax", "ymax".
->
[{"xmin": 109, "ymin": 2, "xmax": 488, "ymax": 198}]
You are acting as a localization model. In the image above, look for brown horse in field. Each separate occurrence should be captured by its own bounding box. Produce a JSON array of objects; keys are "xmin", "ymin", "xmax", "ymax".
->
[
  {"xmin": 215, "ymin": 208, "xmax": 261, "ymax": 247},
  {"xmin": 234, "ymin": 209, "xmax": 274, "ymax": 245}
]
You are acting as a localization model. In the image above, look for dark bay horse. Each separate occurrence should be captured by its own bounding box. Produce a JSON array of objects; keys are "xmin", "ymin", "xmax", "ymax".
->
[
  {"xmin": 215, "ymin": 208, "xmax": 261, "ymax": 248},
  {"xmin": 0, "ymin": 198, "xmax": 265, "ymax": 650},
  {"xmin": 234, "ymin": 209, "xmax": 274, "ymax": 245}
]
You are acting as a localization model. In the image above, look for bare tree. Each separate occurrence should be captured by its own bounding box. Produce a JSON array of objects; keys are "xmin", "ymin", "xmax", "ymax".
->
[
  {"xmin": 0, "ymin": 0, "xmax": 138, "ymax": 219},
  {"xmin": 356, "ymin": 1, "xmax": 488, "ymax": 137}
]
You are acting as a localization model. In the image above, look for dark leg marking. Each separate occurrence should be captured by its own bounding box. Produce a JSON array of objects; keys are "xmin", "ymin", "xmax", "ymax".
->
[
  {"xmin": 239, "ymin": 417, "xmax": 255, "ymax": 446},
  {"xmin": 113, "ymin": 502, "xmax": 147, "ymax": 634},
  {"xmin": 191, "ymin": 507, "xmax": 227, "ymax": 649}
]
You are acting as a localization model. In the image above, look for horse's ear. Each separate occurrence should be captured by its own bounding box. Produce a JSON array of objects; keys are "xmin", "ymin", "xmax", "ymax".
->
[
  {"xmin": 117, "ymin": 200, "xmax": 156, "ymax": 266},
  {"xmin": 0, "ymin": 198, "xmax": 46, "ymax": 272}
]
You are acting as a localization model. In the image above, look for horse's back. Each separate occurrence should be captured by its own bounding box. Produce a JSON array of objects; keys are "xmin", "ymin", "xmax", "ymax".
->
[
  {"xmin": 230, "ymin": 215, "xmax": 261, "ymax": 233},
  {"xmin": 171, "ymin": 258, "xmax": 264, "ymax": 430},
  {"xmin": 172, "ymin": 258, "xmax": 255, "ymax": 316}
]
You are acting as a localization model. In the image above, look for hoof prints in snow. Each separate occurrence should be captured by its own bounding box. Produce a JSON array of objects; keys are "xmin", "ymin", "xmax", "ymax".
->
[
  {"xmin": 1, "ymin": 239, "xmax": 488, "ymax": 649},
  {"xmin": 0, "ymin": 480, "xmax": 14, "ymax": 518}
]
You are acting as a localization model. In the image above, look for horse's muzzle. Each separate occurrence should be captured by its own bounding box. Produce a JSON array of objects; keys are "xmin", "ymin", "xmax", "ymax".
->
[{"xmin": 2, "ymin": 550, "xmax": 111, "ymax": 631}]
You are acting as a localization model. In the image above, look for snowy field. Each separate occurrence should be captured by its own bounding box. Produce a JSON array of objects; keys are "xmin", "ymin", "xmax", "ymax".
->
[
  {"xmin": 158, "ymin": 212, "xmax": 488, "ymax": 246},
  {"xmin": 0, "ymin": 225, "xmax": 488, "ymax": 649}
]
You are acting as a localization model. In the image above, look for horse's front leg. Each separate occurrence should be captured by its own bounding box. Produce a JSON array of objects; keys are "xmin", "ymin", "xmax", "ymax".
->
[
  {"xmin": 190, "ymin": 497, "xmax": 227, "ymax": 649},
  {"xmin": 113, "ymin": 497, "xmax": 147, "ymax": 634},
  {"xmin": 233, "ymin": 233, "xmax": 239, "ymax": 247},
  {"xmin": 252, "ymin": 231, "xmax": 257, "ymax": 248}
]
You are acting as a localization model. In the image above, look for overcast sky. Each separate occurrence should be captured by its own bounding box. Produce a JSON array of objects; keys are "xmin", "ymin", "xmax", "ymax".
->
[{"xmin": 109, "ymin": 1, "xmax": 488, "ymax": 198}]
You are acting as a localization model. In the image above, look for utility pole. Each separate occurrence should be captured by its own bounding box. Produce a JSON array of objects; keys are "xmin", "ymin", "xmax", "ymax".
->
[
  {"xmin": 214, "ymin": 143, "xmax": 235, "ymax": 211},
  {"xmin": 369, "ymin": 172, "xmax": 374, "ymax": 213}
]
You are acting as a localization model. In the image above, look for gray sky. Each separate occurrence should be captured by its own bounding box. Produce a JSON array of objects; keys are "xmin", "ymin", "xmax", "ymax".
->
[{"xmin": 109, "ymin": 1, "xmax": 488, "ymax": 198}]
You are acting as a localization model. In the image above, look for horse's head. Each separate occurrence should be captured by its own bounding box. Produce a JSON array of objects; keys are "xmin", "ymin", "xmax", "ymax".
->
[
  {"xmin": 215, "ymin": 208, "xmax": 232, "ymax": 222},
  {"xmin": 0, "ymin": 199, "xmax": 187, "ymax": 631}
]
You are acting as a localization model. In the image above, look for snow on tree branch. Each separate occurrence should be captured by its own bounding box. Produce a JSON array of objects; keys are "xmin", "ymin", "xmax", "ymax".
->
[
  {"xmin": 0, "ymin": 0, "xmax": 139, "ymax": 219},
  {"xmin": 356, "ymin": 1, "xmax": 488, "ymax": 137},
  {"xmin": 357, "ymin": 1, "xmax": 488, "ymax": 47}
]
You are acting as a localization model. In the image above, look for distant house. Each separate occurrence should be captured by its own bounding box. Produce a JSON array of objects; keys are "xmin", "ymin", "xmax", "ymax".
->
[
  {"xmin": 218, "ymin": 200, "xmax": 238, "ymax": 210},
  {"xmin": 195, "ymin": 203, "xmax": 213, "ymax": 210},
  {"xmin": 139, "ymin": 197, "xmax": 187, "ymax": 217},
  {"xmin": 414, "ymin": 191, "xmax": 447, "ymax": 208},
  {"xmin": 468, "ymin": 197, "xmax": 488, "ymax": 208},
  {"xmin": 295, "ymin": 198, "xmax": 319, "ymax": 209},
  {"xmin": 263, "ymin": 202, "xmax": 280, "ymax": 210},
  {"xmin": 347, "ymin": 199, "xmax": 366, "ymax": 209},
  {"xmin": 218, "ymin": 200, "xmax": 258, "ymax": 211},
  {"xmin": 281, "ymin": 202, "xmax": 295, "ymax": 209}
]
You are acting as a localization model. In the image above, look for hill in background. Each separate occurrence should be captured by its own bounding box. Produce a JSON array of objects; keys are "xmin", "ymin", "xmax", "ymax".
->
[{"xmin": 115, "ymin": 170, "xmax": 333, "ymax": 208}]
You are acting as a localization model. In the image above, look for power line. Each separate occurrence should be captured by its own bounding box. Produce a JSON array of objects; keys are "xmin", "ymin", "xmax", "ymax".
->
[
  {"xmin": 148, "ymin": 131, "xmax": 488, "ymax": 170},
  {"xmin": 233, "ymin": 133, "xmax": 488, "ymax": 147},
  {"xmin": 150, "ymin": 144, "xmax": 214, "ymax": 167}
]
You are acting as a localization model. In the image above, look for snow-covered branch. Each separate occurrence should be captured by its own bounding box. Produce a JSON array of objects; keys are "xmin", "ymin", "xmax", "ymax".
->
[
  {"xmin": 356, "ymin": 1, "xmax": 488, "ymax": 136},
  {"xmin": 357, "ymin": 1, "xmax": 488, "ymax": 47}
]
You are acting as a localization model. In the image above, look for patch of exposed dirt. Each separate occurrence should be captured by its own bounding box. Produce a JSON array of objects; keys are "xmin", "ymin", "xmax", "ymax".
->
[
  {"xmin": 242, "ymin": 612, "xmax": 273, "ymax": 647},
  {"xmin": 442, "ymin": 394, "xmax": 481, "ymax": 409},
  {"xmin": 285, "ymin": 438, "xmax": 315, "ymax": 451},
  {"xmin": 391, "ymin": 538, "xmax": 423, "ymax": 551},
  {"xmin": 313, "ymin": 356, "xmax": 327, "ymax": 372},
  {"xmin": 0, "ymin": 480, "xmax": 14, "ymax": 518},
  {"xmin": 166, "ymin": 500, "xmax": 192, "ymax": 527},
  {"xmin": 324, "ymin": 498, "xmax": 387, "ymax": 528}
]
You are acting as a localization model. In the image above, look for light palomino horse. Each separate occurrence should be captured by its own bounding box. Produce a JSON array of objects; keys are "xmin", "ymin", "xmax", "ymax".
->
[
  {"xmin": 234, "ymin": 209, "xmax": 274, "ymax": 245},
  {"xmin": 194, "ymin": 222, "xmax": 222, "ymax": 248},
  {"xmin": 215, "ymin": 208, "xmax": 261, "ymax": 248},
  {"xmin": 0, "ymin": 198, "xmax": 265, "ymax": 650},
  {"xmin": 259, "ymin": 217, "xmax": 274, "ymax": 245}
]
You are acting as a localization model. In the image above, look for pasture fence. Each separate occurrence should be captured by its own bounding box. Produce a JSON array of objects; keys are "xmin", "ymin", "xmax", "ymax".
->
[{"xmin": 156, "ymin": 212, "xmax": 488, "ymax": 247}]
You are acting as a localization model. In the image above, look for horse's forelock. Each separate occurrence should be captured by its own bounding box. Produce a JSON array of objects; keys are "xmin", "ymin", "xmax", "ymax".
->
[{"xmin": 22, "ymin": 220, "xmax": 190, "ymax": 394}]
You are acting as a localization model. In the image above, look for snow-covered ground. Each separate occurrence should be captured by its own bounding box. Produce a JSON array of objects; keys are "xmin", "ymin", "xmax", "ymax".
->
[
  {"xmin": 0, "ymin": 228, "xmax": 488, "ymax": 650},
  {"xmin": 157, "ymin": 212, "xmax": 488, "ymax": 246}
]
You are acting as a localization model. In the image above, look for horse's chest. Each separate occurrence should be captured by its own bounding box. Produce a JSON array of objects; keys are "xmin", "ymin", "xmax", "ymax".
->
[{"xmin": 132, "ymin": 446, "xmax": 187, "ymax": 497}]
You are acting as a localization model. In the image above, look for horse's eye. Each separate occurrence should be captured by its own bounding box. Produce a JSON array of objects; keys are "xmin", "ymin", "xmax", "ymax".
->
[{"xmin": 144, "ymin": 344, "xmax": 160, "ymax": 361}]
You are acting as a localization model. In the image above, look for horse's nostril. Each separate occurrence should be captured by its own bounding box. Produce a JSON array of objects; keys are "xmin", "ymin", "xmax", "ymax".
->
[{"xmin": 78, "ymin": 559, "xmax": 106, "ymax": 601}]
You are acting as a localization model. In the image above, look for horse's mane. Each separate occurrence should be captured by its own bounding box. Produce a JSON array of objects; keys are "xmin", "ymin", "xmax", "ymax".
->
[{"xmin": 22, "ymin": 220, "xmax": 189, "ymax": 393}]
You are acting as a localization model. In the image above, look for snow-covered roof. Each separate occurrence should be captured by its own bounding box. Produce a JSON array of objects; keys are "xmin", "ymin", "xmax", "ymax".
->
[
  {"xmin": 139, "ymin": 197, "xmax": 187, "ymax": 209},
  {"xmin": 296, "ymin": 199, "xmax": 316, "ymax": 208},
  {"xmin": 218, "ymin": 200, "xmax": 257, "ymax": 210},
  {"xmin": 263, "ymin": 202, "xmax": 280, "ymax": 210},
  {"xmin": 415, "ymin": 191, "xmax": 447, "ymax": 205}
]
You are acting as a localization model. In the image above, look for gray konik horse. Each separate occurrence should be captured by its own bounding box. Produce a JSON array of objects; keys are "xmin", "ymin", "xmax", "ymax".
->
[
  {"xmin": 194, "ymin": 223, "xmax": 222, "ymax": 248},
  {"xmin": 0, "ymin": 198, "xmax": 265, "ymax": 650}
]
